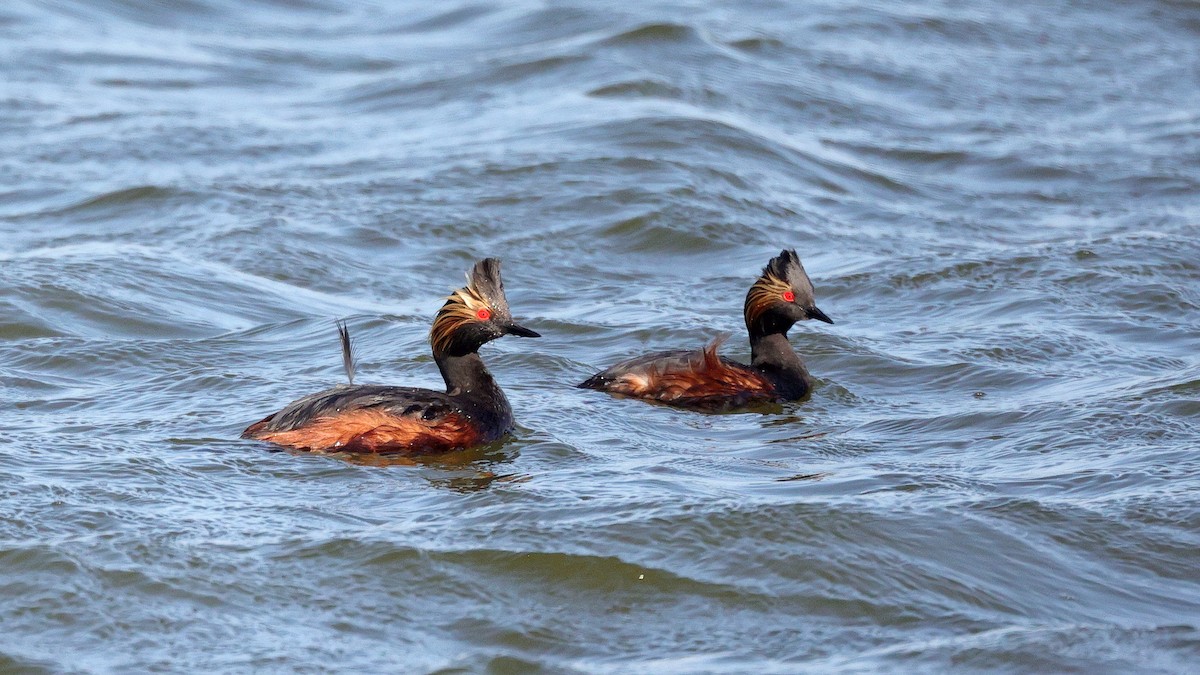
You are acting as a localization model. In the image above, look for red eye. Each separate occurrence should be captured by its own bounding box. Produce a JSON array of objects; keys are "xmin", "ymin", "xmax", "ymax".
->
[
  {"xmin": 476, "ymin": 308, "xmax": 492, "ymax": 321},
  {"xmin": 782, "ymin": 291, "xmax": 795, "ymax": 302}
]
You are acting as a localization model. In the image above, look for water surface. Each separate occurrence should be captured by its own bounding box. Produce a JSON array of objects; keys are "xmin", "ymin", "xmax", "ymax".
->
[{"xmin": 2, "ymin": 0, "xmax": 1199, "ymax": 672}]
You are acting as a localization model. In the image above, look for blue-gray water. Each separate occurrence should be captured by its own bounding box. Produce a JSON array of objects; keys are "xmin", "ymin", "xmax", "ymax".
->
[{"xmin": 3, "ymin": 0, "xmax": 1200, "ymax": 672}]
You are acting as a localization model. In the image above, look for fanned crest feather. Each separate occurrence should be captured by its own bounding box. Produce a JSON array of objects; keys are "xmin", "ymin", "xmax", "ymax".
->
[{"xmin": 337, "ymin": 319, "xmax": 355, "ymax": 385}]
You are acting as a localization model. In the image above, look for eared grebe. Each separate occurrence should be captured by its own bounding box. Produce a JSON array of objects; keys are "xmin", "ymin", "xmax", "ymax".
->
[
  {"xmin": 242, "ymin": 258, "xmax": 540, "ymax": 454},
  {"xmin": 578, "ymin": 249, "xmax": 833, "ymax": 410}
]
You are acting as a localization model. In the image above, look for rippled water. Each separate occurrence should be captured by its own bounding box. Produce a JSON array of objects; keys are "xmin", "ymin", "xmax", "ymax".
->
[{"xmin": 3, "ymin": 0, "xmax": 1200, "ymax": 671}]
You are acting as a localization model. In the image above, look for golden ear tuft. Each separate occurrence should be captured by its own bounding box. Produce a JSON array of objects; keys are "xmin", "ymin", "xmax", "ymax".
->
[
  {"xmin": 743, "ymin": 271, "xmax": 791, "ymax": 329},
  {"xmin": 430, "ymin": 286, "xmax": 493, "ymax": 354}
]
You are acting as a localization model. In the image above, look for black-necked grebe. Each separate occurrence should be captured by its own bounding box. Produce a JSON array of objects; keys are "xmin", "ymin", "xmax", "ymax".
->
[
  {"xmin": 243, "ymin": 258, "xmax": 540, "ymax": 454},
  {"xmin": 578, "ymin": 249, "xmax": 832, "ymax": 410}
]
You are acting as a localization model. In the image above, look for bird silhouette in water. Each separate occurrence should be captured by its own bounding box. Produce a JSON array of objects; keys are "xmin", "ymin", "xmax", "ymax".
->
[
  {"xmin": 578, "ymin": 249, "xmax": 833, "ymax": 410},
  {"xmin": 243, "ymin": 258, "xmax": 540, "ymax": 454}
]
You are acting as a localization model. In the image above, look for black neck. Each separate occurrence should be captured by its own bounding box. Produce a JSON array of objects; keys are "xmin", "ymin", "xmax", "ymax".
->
[
  {"xmin": 749, "ymin": 330, "xmax": 811, "ymax": 399},
  {"xmin": 434, "ymin": 350, "xmax": 513, "ymax": 428}
]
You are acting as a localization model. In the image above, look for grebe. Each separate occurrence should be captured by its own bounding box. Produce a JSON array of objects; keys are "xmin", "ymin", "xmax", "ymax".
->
[
  {"xmin": 243, "ymin": 258, "xmax": 540, "ymax": 454},
  {"xmin": 578, "ymin": 249, "xmax": 832, "ymax": 410}
]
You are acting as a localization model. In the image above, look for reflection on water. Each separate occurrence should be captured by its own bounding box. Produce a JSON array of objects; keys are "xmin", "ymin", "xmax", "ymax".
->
[{"xmin": 273, "ymin": 440, "xmax": 526, "ymax": 491}]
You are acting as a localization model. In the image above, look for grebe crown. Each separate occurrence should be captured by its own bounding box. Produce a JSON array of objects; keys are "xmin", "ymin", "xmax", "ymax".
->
[
  {"xmin": 744, "ymin": 249, "xmax": 833, "ymax": 332},
  {"xmin": 430, "ymin": 257, "xmax": 540, "ymax": 356}
]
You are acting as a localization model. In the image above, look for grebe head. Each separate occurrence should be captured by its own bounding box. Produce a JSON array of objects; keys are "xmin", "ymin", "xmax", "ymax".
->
[
  {"xmin": 431, "ymin": 258, "xmax": 540, "ymax": 357},
  {"xmin": 744, "ymin": 249, "xmax": 833, "ymax": 335}
]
